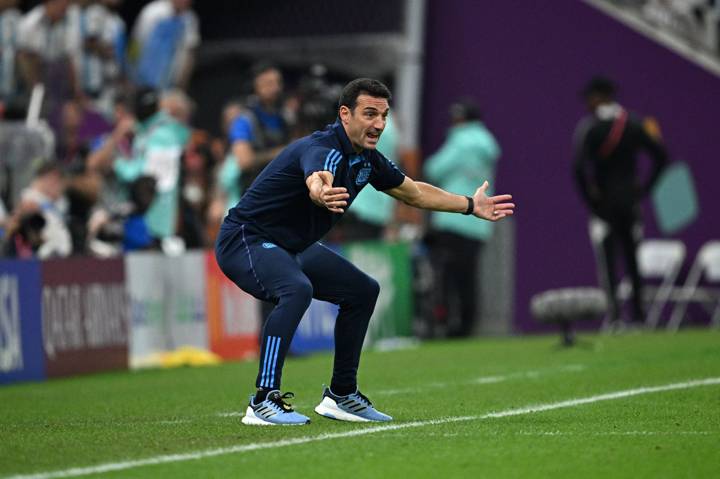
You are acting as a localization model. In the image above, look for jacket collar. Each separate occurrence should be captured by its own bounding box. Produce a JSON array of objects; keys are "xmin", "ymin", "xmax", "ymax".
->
[{"xmin": 331, "ymin": 119, "xmax": 358, "ymax": 156}]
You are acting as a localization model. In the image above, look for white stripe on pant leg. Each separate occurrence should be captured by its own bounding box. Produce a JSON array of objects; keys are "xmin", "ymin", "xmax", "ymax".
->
[
  {"xmin": 269, "ymin": 336, "xmax": 280, "ymax": 388},
  {"xmin": 6, "ymin": 377, "xmax": 720, "ymax": 479},
  {"xmin": 260, "ymin": 337, "xmax": 275, "ymax": 388},
  {"xmin": 269, "ymin": 338, "xmax": 281, "ymax": 388},
  {"xmin": 265, "ymin": 336, "xmax": 279, "ymax": 388},
  {"xmin": 259, "ymin": 337, "xmax": 271, "ymax": 388}
]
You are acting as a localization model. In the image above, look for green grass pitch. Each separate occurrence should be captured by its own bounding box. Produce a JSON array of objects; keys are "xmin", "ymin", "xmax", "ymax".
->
[{"xmin": 1, "ymin": 330, "xmax": 719, "ymax": 478}]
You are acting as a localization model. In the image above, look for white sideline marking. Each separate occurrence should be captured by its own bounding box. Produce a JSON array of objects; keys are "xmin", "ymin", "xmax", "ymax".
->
[
  {"xmin": 216, "ymin": 412, "xmax": 244, "ymax": 418},
  {"xmin": 215, "ymin": 365, "xmax": 587, "ymax": 416},
  {"xmin": 389, "ymin": 430, "xmax": 716, "ymax": 438},
  {"xmin": 516, "ymin": 431, "xmax": 715, "ymax": 436},
  {"xmin": 376, "ymin": 364, "xmax": 586, "ymax": 396},
  {"xmin": 6, "ymin": 377, "xmax": 720, "ymax": 479}
]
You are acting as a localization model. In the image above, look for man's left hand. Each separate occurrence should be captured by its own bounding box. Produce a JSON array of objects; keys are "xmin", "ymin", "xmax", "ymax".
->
[{"xmin": 473, "ymin": 181, "xmax": 514, "ymax": 221}]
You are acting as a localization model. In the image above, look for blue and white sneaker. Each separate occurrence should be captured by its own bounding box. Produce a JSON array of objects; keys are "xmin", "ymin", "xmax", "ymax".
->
[
  {"xmin": 314, "ymin": 387, "xmax": 392, "ymax": 422},
  {"xmin": 241, "ymin": 390, "xmax": 310, "ymax": 426}
]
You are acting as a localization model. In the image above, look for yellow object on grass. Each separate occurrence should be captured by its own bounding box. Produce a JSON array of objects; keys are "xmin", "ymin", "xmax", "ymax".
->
[{"xmin": 156, "ymin": 346, "xmax": 222, "ymax": 368}]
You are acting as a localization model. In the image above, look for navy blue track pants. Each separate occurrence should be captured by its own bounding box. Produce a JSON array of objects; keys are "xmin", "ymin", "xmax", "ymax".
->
[{"xmin": 215, "ymin": 223, "xmax": 379, "ymax": 391}]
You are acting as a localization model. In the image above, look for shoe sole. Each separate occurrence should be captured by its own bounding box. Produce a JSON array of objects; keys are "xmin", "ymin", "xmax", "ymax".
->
[
  {"xmin": 241, "ymin": 407, "xmax": 310, "ymax": 426},
  {"xmin": 314, "ymin": 397, "xmax": 380, "ymax": 422}
]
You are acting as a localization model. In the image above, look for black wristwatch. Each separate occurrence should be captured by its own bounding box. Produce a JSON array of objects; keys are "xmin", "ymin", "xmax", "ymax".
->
[{"xmin": 463, "ymin": 196, "xmax": 474, "ymax": 215}]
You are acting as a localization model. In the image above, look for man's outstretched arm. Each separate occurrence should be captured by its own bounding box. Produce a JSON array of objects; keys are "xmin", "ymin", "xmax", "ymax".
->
[{"xmin": 385, "ymin": 176, "xmax": 514, "ymax": 221}]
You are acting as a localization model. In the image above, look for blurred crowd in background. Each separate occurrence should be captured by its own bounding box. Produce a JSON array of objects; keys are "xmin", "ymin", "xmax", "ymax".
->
[
  {"xmin": 0, "ymin": 0, "xmax": 505, "ymax": 338},
  {"xmin": 608, "ymin": 0, "xmax": 720, "ymax": 54},
  {"xmin": 3, "ymin": 0, "xmax": 713, "ymax": 337},
  {"xmin": 0, "ymin": 0, "xmax": 364, "ymax": 260}
]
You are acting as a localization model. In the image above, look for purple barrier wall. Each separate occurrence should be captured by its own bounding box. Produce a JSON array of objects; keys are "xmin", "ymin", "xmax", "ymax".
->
[{"xmin": 422, "ymin": 0, "xmax": 720, "ymax": 331}]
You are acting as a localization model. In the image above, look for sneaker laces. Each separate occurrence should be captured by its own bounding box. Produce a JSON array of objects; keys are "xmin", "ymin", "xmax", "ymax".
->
[
  {"xmin": 268, "ymin": 391, "xmax": 296, "ymax": 413},
  {"xmin": 350, "ymin": 390, "xmax": 373, "ymax": 407}
]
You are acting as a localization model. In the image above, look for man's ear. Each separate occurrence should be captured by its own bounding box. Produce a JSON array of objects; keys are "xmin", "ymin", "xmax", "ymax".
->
[{"xmin": 339, "ymin": 105, "xmax": 351, "ymax": 124}]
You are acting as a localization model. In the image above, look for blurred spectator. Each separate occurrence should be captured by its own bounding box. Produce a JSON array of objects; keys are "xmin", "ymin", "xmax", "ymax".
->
[
  {"xmin": 0, "ymin": 106, "xmax": 55, "ymax": 221},
  {"xmin": 159, "ymin": 86, "xmax": 193, "ymax": 123},
  {"xmin": 80, "ymin": 0, "xmax": 128, "ymax": 115},
  {"xmin": 159, "ymin": 88, "xmax": 206, "ymax": 246},
  {"xmin": 0, "ymin": 196, "xmax": 7, "ymax": 236},
  {"xmin": 204, "ymin": 100, "xmax": 243, "ymax": 243},
  {"xmin": 230, "ymin": 62, "xmax": 291, "ymax": 193},
  {"xmin": 339, "ymin": 112, "xmax": 401, "ymax": 241},
  {"xmin": 573, "ymin": 76, "xmax": 668, "ymax": 325},
  {"xmin": 76, "ymin": 0, "xmax": 102, "ymax": 98},
  {"xmin": 642, "ymin": 0, "xmax": 707, "ymax": 41},
  {"xmin": 64, "ymin": 168, "xmax": 102, "ymax": 254},
  {"xmin": 423, "ymin": 99, "xmax": 501, "ymax": 337},
  {"xmin": 131, "ymin": 0, "xmax": 199, "ymax": 90},
  {"xmin": 229, "ymin": 62, "xmax": 295, "ymax": 331},
  {"xmin": 16, "ymin": 0, "xmax": 81, "ymax": 112},
  {"xmin": 86, "ymin": 92, "xmax": 136, "ymax": 207},
  {"xmin": 112, "ymin": 87, "xmax": 190, "ymax": 239},
  {"xmin": 292, "ymin": 64, "xmax": 342, "ymax": 137},
  {"xmin": 0, "ymin": 0, "xmax": 21, "ymax": 105},
  {"xmin": 52, "ymin": 98, "xmax": 111, "ymax": 170},
  {"xmin": 16, "ymin": 162, "xmax": 71, "ymax": 258},
  {"xmin": 80, "ymin": 92, "xmax": 132, "ymax": 256},
  {"xmin": 178, "ymin": 130, "xmax": 212, "ymax": 248},
  {"xmin": 88, "ymin": 175, "xmax": 159, "ymax": 254},
  {"xmin": 121, "ymin": 175, "xmax": 158, "ymax": 251},
  {"xmin": 213, "ymin": 100, "xmax": 244, "ymax": 213},
  {"xmin": 610, "ymin": 0, "xmax": 720, "ymax": 54},
  {"xmin": 2, "ymin": 211, "xmax": 46, "ymax": 258}
]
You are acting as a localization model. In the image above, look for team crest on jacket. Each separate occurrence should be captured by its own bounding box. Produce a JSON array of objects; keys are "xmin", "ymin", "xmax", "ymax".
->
[{"xmin": 356, "ymin": 167, "xmax": 371, "ymax": 185}]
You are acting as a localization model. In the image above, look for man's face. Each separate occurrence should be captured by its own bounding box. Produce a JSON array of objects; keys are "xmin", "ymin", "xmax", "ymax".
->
[
  {"xmin": 42, "ymin": 171, "xmax": 65, "ymax": 200},
  {"xmin": 254, "ymin": 69, "xmax": 283, "ymax": 105},
  {"xmin": 171, "ymin": 0, "xmax": 191, "ymax": 12},
  {"xmin": 102, "ymin": 0, "xmax": 122, "ymax": 9},
  {"xmin": 0, "ymin": 0, "xmax": 20, "ymax": 12},
  {"xmin": 585, "ymin": 93, "xmax": 612, "ymax": 113},
  {"xmin": 45, "ymin": 0, "xmax": 69, "ymax": 22},
  {"xmin": 340, "ymin": 94, "xmax": 389, "ymax": 151},
  {"xmin": 222, "ymin": 103, "xmax": 243, "ymax": 134},
  {"xmin": 61, "ymin": 101, "xmax": 82, "ymax": 131}
]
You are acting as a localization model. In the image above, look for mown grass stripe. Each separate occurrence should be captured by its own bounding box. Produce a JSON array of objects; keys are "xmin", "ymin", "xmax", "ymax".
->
[{"xmin": 6, "ymin": 377, "xmax": 719, "ymax": 479}]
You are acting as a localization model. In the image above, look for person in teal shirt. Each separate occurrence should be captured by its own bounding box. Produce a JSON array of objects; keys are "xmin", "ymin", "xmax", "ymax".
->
[
  {"xmin": 423, "ymin": 99, "xmax": 501, "ymax": 337},
  {"xmin": 215, "ymin": 101, "xmax": 245, "ymax": 214},
  {"xmin": 113, "ymin": 89, "xmax": 191, "ymax": 239}
]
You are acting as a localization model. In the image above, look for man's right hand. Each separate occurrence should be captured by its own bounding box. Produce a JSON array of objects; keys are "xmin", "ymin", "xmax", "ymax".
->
[{"xmin": 306, "ymin": 171, "xmax": 349, "ymax": 213}]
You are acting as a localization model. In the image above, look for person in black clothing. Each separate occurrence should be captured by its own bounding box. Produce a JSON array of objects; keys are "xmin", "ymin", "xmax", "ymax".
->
[
  {"xmin": 228, "ymin": 62, "xmax": 294, "ymax": 334},
  {"xmin": 215, "ymin": 78, "xmax": 515, "ymax": 425},
  {"xmin": 574, "ymin": 76, "xmax": 668, "ymax": 325},
  {"xmin": 2, "ymin": 212, "xmax": 46, "ymax": 258}
]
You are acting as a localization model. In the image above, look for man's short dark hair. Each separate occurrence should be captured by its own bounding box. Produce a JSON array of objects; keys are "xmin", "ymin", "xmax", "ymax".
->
[
  {"xmin": 134, "ymin": 87, "xmax": 159, "ymax": 122},
  {"xmin": 582, "ymin": 76, "xmax": 616, "ymax": 99},
  {"xmin": 17, "ymin": 212, "xmax": 46, "ymax": 238},
  {"xmin": 449, "ymin": 98, "xmax": 481, "ymax": 122},
  {"xmin": 113, "ymin": 91, "xmax": 132, "ymax": 110},
  {"xmin": 338, "ymin": 78, "xmax": 392, "ymax": 111},
  {"xmin": 251, "ymin": 61, "xmax": 279, "ymax": 80},
  {"xmin": 34, "ymin": 162, "xmax": 62, "ymax": 179}
]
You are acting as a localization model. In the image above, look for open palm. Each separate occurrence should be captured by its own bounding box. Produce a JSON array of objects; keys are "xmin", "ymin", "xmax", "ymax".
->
[{"xmin": 473, "ymin": 181, "xmax": 515, "ymax": 221}]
